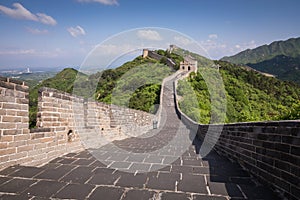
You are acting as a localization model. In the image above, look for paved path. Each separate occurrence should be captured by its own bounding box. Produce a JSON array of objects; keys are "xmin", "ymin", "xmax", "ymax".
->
[{"xmin": 0, "ymin": 76, "xmax": 280, "ymax": 199}]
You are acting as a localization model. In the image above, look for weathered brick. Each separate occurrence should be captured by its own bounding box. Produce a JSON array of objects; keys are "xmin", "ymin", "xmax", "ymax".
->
[
  {"xmin": 0, "ymin": 96, "xmax": 15, "ymax": 102},
  {"xmin": 274, "ymin": 160, "xmax": 290, "ymax": 172},
  {"xmin": 16, "ymin": 124, "xmax": 29, "ymax": 130},
  {"xmin": 31, "ymin": 133, "xmax": 45, "ymax": 139},
  {"xmin": 0, "ymin": 81, "xmax": 14, "ymax": 89},
  {"xmin": 34, "ymin": 143, "xmax": 47, "ymax": 150},
  {"xmin": 14, "ymin": 134, "xmax": 30, "ymax": 141},
  {"xmin": 290, "ymin": 165, "xmax": 300, "ymax": 178},
  {"xmin": 274, "ymin": 143, "xmax": 291, "ymax": 153},
  {"xmin": 2, "ymin": 103, "xmax": 22, "ymax": 110},
  {"xmin": 22, "ymin": 117, "xmax": 29, "ymax": 123},
  {"xmin": 291, "ymin": 146, "xmax": 300, "ymax": 156},
  {"xmin": 0, "ymin": 147, "xmax": 16, "ymax": 156},
  {"xmin": 0, "ymin": 135, "xmax": 13, "ymax": 142},
  {"xmin": 0, "ymin": 142, "xmax": 8, "ymax": 149},
  {"xmin": 21, "ymin": 104, "xmax": 28, "ymax": 110},
  {"xmin": 274, "ymin": 177, "xmax": 290, "ymax": 193},
  {"xmin": 17, "ymin": 111, "xmax": 28, "ymax": 116},
  {"xmin": 39, "ymin": 137, "xmax": 54, "ymax": 143},
  {"xmin": 15, "ymin": 84, "xmax": 29, "ymax": 92},
  {"xmin": 9, "ymin": 152, "xmax": 28, "ymax": 160},
  {"xmin": 17, "ymin": 145, "xmax": 34, "ymax": 152},
  {"xmin": 0, "ymin": 109, "xmax": 6, "ymax": 115},
  {"xmin": 291, "ymin": 185, "xmax": 300, "ymax": 199},
  {"xmin": 3, "ymin": 129, "xmax": 22, "ymax": 135},
  {"xmin": 0, "ymin": 123, "xmax": 16, "ymax": 129},
  {"xmin": 2, "ymin": 116, "xmax": 22, "ymax": 123},
  {"xmin": 8, "ymin": 78, "xmax": 24, "ymax": 85},
  {"xmin": 281, "ymin": 171, "xmax": 299, "ymax": 186},
  {"xmin": 16, "ymin": 98, "xmax": 28, "ymax": 104},
  {"xmin": 0, "ymin": 155, "xmax": 9, "ymax": 162},
  {"xmin": 8, "ymin": 140, "xmax": 27, "ymax": 147}
]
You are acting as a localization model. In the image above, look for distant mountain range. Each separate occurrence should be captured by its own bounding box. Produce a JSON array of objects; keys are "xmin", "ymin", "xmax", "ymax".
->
[{"xmin": 221, "ymin": 37, "xmax": 300, "ymax": 84}]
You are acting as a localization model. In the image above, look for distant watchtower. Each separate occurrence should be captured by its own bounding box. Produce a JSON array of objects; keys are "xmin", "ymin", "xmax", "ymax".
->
[
  {"xmin": 142, "ymin": 49, "xmax": 149, "ymax": 58},
  {"xmin": 180, "ymin": 55, "xmax": 197, "ymax": 73}
]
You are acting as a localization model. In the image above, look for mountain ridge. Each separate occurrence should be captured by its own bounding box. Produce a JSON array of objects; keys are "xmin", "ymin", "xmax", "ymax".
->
[
  {"xmin": 221, "ymin": 37, "xmax": 300, "ymax": 84},
  {"xmin": 221, "ymin": 37, "xmax": 300, "ymax": 64}
]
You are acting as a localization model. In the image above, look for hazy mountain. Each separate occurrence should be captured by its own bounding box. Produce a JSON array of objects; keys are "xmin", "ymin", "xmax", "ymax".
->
[{"xmin": 221, "ymin": 37, "xmax": 300, "ymax": 84}]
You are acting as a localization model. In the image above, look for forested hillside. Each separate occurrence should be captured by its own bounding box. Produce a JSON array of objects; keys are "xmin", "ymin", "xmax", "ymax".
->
[
  {"xmin": 29, "ymin": 53, "xmax": 179, "ymax": 127},
  {"xmin": 221, "ymin": 37, "xmax": 300, "ymax": 84},
  {"xmin": 177, "ymin": 60, "xmax": 300, "ymax": 124},
  {"xmin": 247, "ymin": 55, "xmax": 300, "ymax": 84}
]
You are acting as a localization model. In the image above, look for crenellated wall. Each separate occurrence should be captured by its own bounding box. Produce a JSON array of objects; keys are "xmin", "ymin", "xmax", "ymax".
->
[
  {"xmin": 0, "ymin": 77, "xmax": 155, "ymax": 170},
  {"xmin": 173, "ymin": 78, "xmax": 300, "ymax": 200},
  {"xmin": 142, "ymin": 49, "xmax": 176, "ymax": 69},
  {"xmin": 0, "ymin": 78, "xmax": 83, "ymax": 170}
]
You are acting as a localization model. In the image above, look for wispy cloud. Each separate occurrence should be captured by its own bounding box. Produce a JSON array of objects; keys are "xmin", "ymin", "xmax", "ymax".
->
[
  {"xmin": 36, "ymin": 13, "xmax": 57, "ymax": 26},
  {"xmin": 26, "ymin": 27, "xmax": 48, "ymax": 35},
  {"xmin": 208, "ymin": 34, "xmax": 218, "ymax": 39},
  {"xmin": 0, "ymin": 48, "xmax": 64, "ymax": 58},
  {"xmin": 174, "ymin": 36, "xmax": 192, "ymax": 45},
  {"xmin": 0, "ymin": 3, "xmax": 57, "ymax": 25},
  {"xmin": 77, "ymin": 0, "xmax": 119, "ymax": 6},
  {"xmin": 137, "ymin": 30, "xmax": 162, "ymax": 41},
  {"xmin": 67, "ymin": 26, "xmax": 86, "ymax": 38},
  {"xmin": 0, "ymin": 49, "xmax": 36, "ymax": 55},
  {"xmin": 234, "ymin": 40, "xmax": 257, "ymax": 50}
]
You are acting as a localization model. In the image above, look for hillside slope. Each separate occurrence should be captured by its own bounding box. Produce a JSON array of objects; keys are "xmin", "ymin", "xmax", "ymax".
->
[
  {"xmin": 29, "ymin": 53, "xmax": 180, "ymax": 127},
  {"xmin": 247, "ymin": 55, "xmax": 300, "ymax": 84},
  {"xmin": 29, "ymin": 68, "xmax": 88, "ymax": 127},
  {"xmin": 221, "ymin": 37, "xmax": 300, "ymax": 64},
  {"xmin": 177, "ymin": 60, "xmax": 300, "ymax": 124},
  {"xmin": 221, "ymin": 37, "xmax": 300, "ymax": 84}
]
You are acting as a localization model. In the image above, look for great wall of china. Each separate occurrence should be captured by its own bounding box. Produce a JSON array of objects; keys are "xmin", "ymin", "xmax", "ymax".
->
[{"xmin": 0, "ymin": 51, "xmax": 299, "ymax": 199}]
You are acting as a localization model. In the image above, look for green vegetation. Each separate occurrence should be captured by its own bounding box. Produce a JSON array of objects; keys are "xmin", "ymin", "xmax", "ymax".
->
[
  {"xmin": 129, "ymin": 84, "xmax": 161, "ymax": 113},
  {"xmin": 28, "ymin": 55, "xmax": 178, "ymax": 127},
  {"xmin": 221, "ymin": 37, "xmax": 300, "ymax": 84},
  {"xmin": 221, "ymin": 37, "xmax": 300, "ymax": 64},
  {"xmin": 156, "ymin": 49, "xmax": 184, "ymax": 70},
  {"xmin": 29, "ymin": 68, "xmax": 88, "ymax": 127},
  {"xmin": 177, "ymin": 60, "xmax": 300, "ymax": 124},
  {"xmin": 248, "ymin": 55, "xmax": 300, "ymax": 84}
]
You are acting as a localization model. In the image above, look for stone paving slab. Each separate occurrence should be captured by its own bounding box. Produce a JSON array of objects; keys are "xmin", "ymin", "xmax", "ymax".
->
[{"xmin": 0, "ymin": 144, "xmax": 282, "ymax": 200}]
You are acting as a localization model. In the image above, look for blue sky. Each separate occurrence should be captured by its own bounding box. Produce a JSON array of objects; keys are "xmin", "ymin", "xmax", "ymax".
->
[{"xmin": 0, "ymin": 0, "xmax": 299, "ymax": 70}]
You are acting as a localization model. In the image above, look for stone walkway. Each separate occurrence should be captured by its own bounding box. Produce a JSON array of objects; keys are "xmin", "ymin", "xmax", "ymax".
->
[{"xmin": 0, "ymin": 75, "xmax": 280, "ymax": 199}]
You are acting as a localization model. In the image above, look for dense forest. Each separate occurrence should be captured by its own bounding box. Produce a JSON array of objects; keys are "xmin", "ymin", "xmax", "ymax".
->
[
  {"xmin": 28, "ymin": 53, "xmax": 179, "ymax": 127},
  {"xmin": 221, "ymin": 37, "xmax": 300, "ymax": 84},
  {"xmin": 177, "ymin": 60, "xmax": 300, "ymax": 124}
]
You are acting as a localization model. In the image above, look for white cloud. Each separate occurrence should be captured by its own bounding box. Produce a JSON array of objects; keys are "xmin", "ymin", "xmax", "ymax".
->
[
  {"xmin": 174, "ymin": 36, "xmax": 192, "ymax": 45},
  {"xmin": 0, "ymin": 3, "xmax": 57, "ymax": 25},
  {"xmin": 93, "ymin": 44, "xmax": 136, "ymax": 55},
  {"xmin": 67, "ymin": 26, "xmax": 86, "ymax": 38},
  {"xmin": 0, "ymin": 48, "xmax": 64, "ymax": 58},
  {"xmin": 36, "ymin": 13, "xmax": 57, "ymax": 26},
  {"xmin": 137, "ymin": 30, "xmax": 162, "ymax": 41},
  {"xmin": 0, "ymin": 49, "xmax": 36, "ymax": 55},
  {"xmin": 26, "ymin": 27, "xmax": 48, "ymax": 34},
  {"xmin": 208, "ymin": 34, "xmax": 218, "ymax": 39},
  {"xmin": 235, "ymin": 40, "xmax": 257, "ymax": 50},
  {"xmin": 77, "ymin": 0, "xmax": 119, "ymax": 5}
]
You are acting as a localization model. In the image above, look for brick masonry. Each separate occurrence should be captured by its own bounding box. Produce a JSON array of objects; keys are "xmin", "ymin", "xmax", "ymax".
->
[
  {"xmin": 0, "ymin": 77, "xmax": 155, "ymax": 170},
  {"xmin": 174, "ymin": 78, "xmax": 300, "ymax": 200}
]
